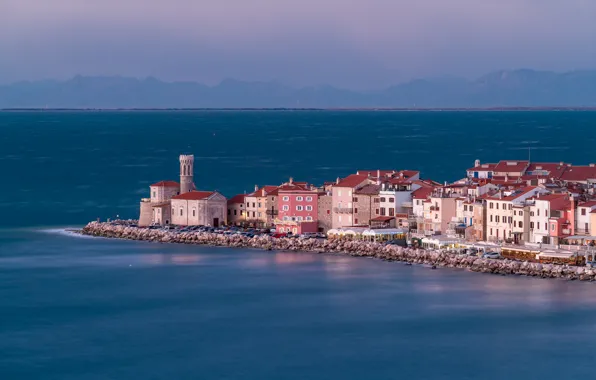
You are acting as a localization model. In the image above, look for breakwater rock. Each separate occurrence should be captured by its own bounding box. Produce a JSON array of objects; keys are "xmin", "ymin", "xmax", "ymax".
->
[{"xmin": 80, "ymin": 222, "xmax": 596, "ymax": 282}]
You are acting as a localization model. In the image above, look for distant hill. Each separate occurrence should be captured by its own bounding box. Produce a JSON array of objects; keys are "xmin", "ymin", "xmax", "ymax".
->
[{"xmin": 1, "ymin": 69, "xmax": 596, "ymax": 108}]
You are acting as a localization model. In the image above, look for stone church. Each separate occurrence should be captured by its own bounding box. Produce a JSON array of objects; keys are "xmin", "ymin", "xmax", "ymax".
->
[{"xmin": 139, "ymin": 155, "xmax": 227, "ymax": 227}]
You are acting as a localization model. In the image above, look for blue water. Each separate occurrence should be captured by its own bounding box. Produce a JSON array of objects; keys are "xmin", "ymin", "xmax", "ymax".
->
[{"xmin": 3, "ymin": 111, "xmax": 596, "ymax": 379}]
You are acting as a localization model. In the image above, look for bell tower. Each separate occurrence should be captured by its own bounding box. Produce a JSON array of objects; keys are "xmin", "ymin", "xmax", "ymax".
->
[{"xmin": 179, "ymin": 154, "xmax": 195, "ymax": 193}]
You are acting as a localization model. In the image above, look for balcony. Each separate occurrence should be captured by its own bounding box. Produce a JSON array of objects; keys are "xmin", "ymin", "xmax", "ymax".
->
[
  {"xmin": 333, "ymin": 207, "xmax": 352, "ymax": 214},
  {"xmin": 429, "ymin": 206, "xmax": 440, "ymax": 211},
  {"xmin": 266, "ymin": 210, "xmax": 279, "ymax": 216}
]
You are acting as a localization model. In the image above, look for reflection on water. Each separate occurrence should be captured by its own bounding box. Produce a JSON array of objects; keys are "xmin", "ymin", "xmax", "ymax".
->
[
  {"xmin": 274, "ymin": 252, "xmax": 318, "ymax": 265},
  {"xmin": 141, "ymin": 253, "xmax": 205, "ymax": 266}
]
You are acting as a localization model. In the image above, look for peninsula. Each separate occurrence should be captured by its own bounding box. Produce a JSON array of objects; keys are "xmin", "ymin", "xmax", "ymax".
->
[{"xmin": 79, "ymin": 153, "xmax": 596, "ymax": 280}]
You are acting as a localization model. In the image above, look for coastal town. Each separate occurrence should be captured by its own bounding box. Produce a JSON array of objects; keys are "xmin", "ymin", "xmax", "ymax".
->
[{"xmin": 132, "ymin": 154, "xmax": 596, "ymax": 266}]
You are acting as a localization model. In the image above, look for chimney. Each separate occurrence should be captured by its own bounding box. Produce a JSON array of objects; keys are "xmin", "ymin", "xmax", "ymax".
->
[
  {"xmin": 590, "ymin": 164, "xmax": 595, "ymax": 168},
  {"xmin": 289, "ymin": 177, "xmax": 293, "ymax": 184},
  {"xmin": 475, "ymin": 159, "xmax": 480, "ymax": 167},
  {"xmin": 254, "ymin": 184, "xmax": 259, "ymax": 192},
  {"xmin": 377, "ymin": 169, "xmax": 381, "ymax": 178},
  {"xmin": 560, "ymin": 161, "xmax": 564, "ymax": 166},
  {"xmin": 336, "ymin": 177, "xmax": 340, "ymax": 185}
]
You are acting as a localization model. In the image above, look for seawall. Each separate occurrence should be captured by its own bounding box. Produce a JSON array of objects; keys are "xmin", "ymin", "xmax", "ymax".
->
[{"xmin": 80, "ymin": 221, "xmax": 596, "ymax": 282}]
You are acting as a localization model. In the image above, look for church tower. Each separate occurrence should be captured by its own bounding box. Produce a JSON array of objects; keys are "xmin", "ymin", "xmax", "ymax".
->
[{"xmin": 180, "ymin": 154, "xmax": 195, "ymax": 193}]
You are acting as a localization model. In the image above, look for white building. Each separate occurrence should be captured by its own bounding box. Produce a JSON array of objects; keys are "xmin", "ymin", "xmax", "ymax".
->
[
  {"xmin": 171, "ymin": 191, "xmax": 227, "ymax": 227},
  {"xmin": 576, "ymin": 201, "xmax": 596, "ymax": 235}
]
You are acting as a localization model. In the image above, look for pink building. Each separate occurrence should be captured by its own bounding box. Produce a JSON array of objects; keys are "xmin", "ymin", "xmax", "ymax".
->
[{"xmin": 275, "ymin": 184, "xmax": 320, "ymax": 234}]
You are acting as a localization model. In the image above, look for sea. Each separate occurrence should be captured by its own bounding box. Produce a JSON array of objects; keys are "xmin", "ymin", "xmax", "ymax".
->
[{"xmin": 2, "ymin": 110, "xmax": 596, "ymax": 379}]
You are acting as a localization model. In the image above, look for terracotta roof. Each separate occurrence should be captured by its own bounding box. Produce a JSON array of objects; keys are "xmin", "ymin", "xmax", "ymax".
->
[
  {"xmin": 579, "ymin": 201, "xmax": 596, "ymax": 208},
  {"xmin": 172, "ymin": 191, "xmax": 215, "ymax": 200},
  {"xmin": 526, "ymin": 162, "xmax": 569, "ymax": 179},
  {"xmin": 487, "ymin": 186, "xmax": 538, "ymax": 201},
  {"xmin": 467, "ymin": 163, "xmax": 497, "ymax": 171},
  {"xmin": 412, "ymin": 187, "xmax": 433, "ymax": 200},
  {"xmin": 371, "ymin": 216, "xmax": 394, "ymax": 222},
  {"xmin": 150, "ymin": 180, "xmax": 179, "ymax": 188},
  {"xmin": 560, "ymin": 166, "xmax": 596, "ymax": 182},
  {"xmin": 227, "ymin": 194, "xmax": 246, "ymax": 204},
  {"xmin": 355, "ymin": 184, "xmax": 381, "ymax": 195},
  {"xmin": 493, "ymin": 160, "xmax": 529, "ymax": 173},
  {"xmin": 249, "ymin": 185, "xmax": 279, "ymax": 197},
  {"xmin": 335, "ymin": 174, "xmax": 369, "ymax": 188},
  {"xmin": 413, "ymin": 179, "xmax": 441, "ymax": 188}
]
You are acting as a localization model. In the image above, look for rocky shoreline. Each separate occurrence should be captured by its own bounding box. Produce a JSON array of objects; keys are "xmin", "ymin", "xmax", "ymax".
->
[{"xmin": 80, "ymin": 221, "xmax": 596, "ymax": 282}]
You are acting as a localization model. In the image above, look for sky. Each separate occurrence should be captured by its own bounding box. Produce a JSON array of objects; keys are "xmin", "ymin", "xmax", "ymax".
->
[{"xmin": 1, "ymin": 0, "xmax": 595, "ymax": 90}]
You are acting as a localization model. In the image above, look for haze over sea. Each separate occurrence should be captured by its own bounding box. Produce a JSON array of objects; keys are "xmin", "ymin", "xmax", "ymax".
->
[{"xmin": 3, "ymin": 110, "xmax": 596, "ymax": 379}]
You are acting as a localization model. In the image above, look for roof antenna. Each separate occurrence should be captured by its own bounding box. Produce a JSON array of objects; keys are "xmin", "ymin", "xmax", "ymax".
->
[{"xmin": 528, "ymin": 146, "xmax": 531, "ymax": 163}]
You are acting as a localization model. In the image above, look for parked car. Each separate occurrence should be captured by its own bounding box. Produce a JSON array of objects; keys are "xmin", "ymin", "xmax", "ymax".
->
[
  {"xmin": 482, "ymin": 252, "xmax": 501, "ymax": 259},
  {"xmin": 466, "ymin": 248, "xmax": 478, "ymax": 256}
]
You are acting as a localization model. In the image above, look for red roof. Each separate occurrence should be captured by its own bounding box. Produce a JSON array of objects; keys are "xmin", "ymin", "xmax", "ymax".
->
[
  {"xmin": 579, "ymin": 201, "xmax": 596, "ymax": 208},
  {"xmin": 335, "ymin": 174, "xmax": 369, "ymax": 188},
  {"xmin": 560, "ymin": 166, "xmax": 596, "ymax": 182},
  {"xmin": 249, "ymin": 185, "xmax": 278, "ymax": 197},
  {"xmin": 371, "ymin": 216, "xmax": 394, "ymax": 222},
  {"xmin": 487, "ymin": 186, "xmax": 538, "ymax": 201},
  {"xmin": 150, "ymin": 180, "xmax": 179, "ymax": 188},
  {"xmin": 526, "ymin": 162, "xmax": 569, "ymax": 178},
  {"xmin": 493, "ymin": 160, "xmax": 529, "ymax": 173},
  {"xmin": 172, "ymin": 191, "xmax": 215, "ymax": 200},
  {"xmin": 412, "ymin": 187, "xmax": 433, "ymax": 200},
  {"xmin": 356, "ymin": 170, "xmax": 396, "ymax": 177},
  {"xmin": 227, "ymin": 194, "xmax": 246, "ymax": 204}
]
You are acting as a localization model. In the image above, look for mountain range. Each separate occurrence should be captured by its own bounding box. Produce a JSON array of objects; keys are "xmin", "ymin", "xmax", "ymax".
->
[{"xmin": 1, "ymin": 69, "xmax": 596, "ymax": 108}]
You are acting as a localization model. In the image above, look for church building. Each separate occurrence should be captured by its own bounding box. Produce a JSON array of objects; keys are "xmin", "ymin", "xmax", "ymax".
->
[{"xmin": 139, "ymin": 154, "xmax": 227, "ymax": 227}]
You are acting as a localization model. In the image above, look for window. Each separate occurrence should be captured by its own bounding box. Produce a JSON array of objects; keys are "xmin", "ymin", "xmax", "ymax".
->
[
  {"xmin": 389, "ymin": 208, "xmax": 395, "ymax": 216},
  {"xmin": 374, "ymin": 198, "xmax": 380, "ymax": 203},
  {"xmin": 193, "ymin": 209, "xmax": 196, "ymax": 217},
  {"xmin": 496, "ymin": 216, "xmax": 500, "ymax": 223},
  {"xmin": 434, "ymin": 214, "xmax": 438, "ymax": 219},
  {"xmin": 258, "ymin": 202, "xmax": 261, "ymax": 208},
  {"xmin": 234, "ymin": 210, "xmax": 237, "ymax": 216},
  {"xmin": 338, "ymin": 190, "xmax": 342, "ymax": 196},
  {"xmin": 496, "ymin": 203, "xmax": 499, "ymax": 210},
  {"xmin": 306, "ymin": 216, "xmax": 313, "ymax": 221},
  {"xmin": 306, "ymin": 196, "xmax": 312, "ymax": 202},
  {"xmin": 509, "ymin": 204, "xmax": 512, "ymax": 210},
  {"xmin": 283, "ymin": 196, "xmax": 289, "ymax": 201},
  {"xmin": 296, "ymin": 196, "xmax": 303, "ymax": 201},
  {"xmin": 258, "ymin": 212, "xmax": 262, "ymax": 217},
  {"xmin": 508, "ymin": 217, "xmax": 512, "ymax": 224},
  {"xmin": 306, "ymin": 205, "xmax": 313, "ymax": 211},
  {"xmin": 296, "ymin": 205, "xmax": 303, "ymax": 211},
  {"xmin": 582, "ymin": 208, "xmax": 587, "ymax": 216},
  {"xmin": 381, "ymin": 208, "xmax": 386, "ymax": 216},
  {"xmin": 246, "ymin": 202, "xmax": 250, "ymax": 208},
  {"xmin": 530, "ymin": 222, "xmax": 534, "ymax": 229},
  {"xmin": 464, "ymin": 205, "xmax": 468, "ymax": 211},
  {"xmin": 530, "ymin": 211, "xmax": 534, "ymax": 216},
  {"xmin": 416, "ymin": 200, "xmax": 420, "ymax": 205},
  {"xmin": 283, "ymin": 216, "xmax": 289, "ymax": 221},
  {"xmin": 519, "ymin": 221, "xmax": 523, "ymax": 228},
  {"xmin": 152, "ymin": 191, "xmax": 156, "ymax": 198},
  {"xmin": 283, "ymin": 205, "xmax": 289, "ymax": 211},
  {"xmin": 297, "ymin": 216, "xmax": 303, "ymax": 221},
  {"xmin": 354, "ymin": 218, "xmax": 358, "ymax": 224},
  {"xmin": 252, "ymin": 203, "xmax": 256, "ymax": 208},
  {"xmin": 470, "ymin": 206, "xmax": 473, "ymax": 212},
  {"xmin": 490, "ymin": 228, "xmax": 493, "ymax": 235},
  {"xmin": 354, "ymin": 208, "xmax": 358, "ymax": 213},
  {"xmin": 551, "ymin": 224, "xmax": 555, "ymax": 231},
  {"xmin": 490, "ymin": 202, "xmax": 494, "ymax": 209},
  {"xmin": 490, "ymin": 215, "xmax": 493, "ymax": 222},
  {"xmin": 381, "ymin": 197, "xmax": 386, "ymax": 202},
  {"xmin": 514, "ymin": 221, "xmax": 517, "ymax": 227},
  {"xmin": 353, "ymin": 197, "xmax": 358, "ymax": 202},
  {"xmin": 537, "ymin": 209, "xmax": 540, "ymax": 216},
  {"xmin": 519, "ymin": 211, "xmax": 523, "ymax": 216},
  {"xmin": 228, "ymin": 209, "xmax": 231, "ymax": 215},
  {"xmin": 514, "ymin": 210, "xmax": 516, "ymax": 216},
  {"xmin": 327, "ymin": 210, "xmax": 330, "ymax": 214},
  {"xmin": 180, "ymin": 208, "xmax": 183, "ymax": 216},
  {"xmin": 389, "ymin": 198, "xmax": 394, "ymax": 203},
  {"xmin": 376, "ymin": 209, "xmax": 380, "ymax": 215},
  {"xmin": 545, "ymin": 223, "xmax": 547, "ymax": 230}
]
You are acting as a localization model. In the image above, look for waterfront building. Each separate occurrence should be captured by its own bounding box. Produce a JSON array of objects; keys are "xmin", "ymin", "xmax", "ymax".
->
[
  {"xmin": 331, "ymin": 174, "xmax": 371, "ymax": 229},
  {"xmin": 352, "ymin": 184, "xmax": 381, "ymax": 226},
  {"xmin": 467, "ymin": 160, "xmax": 496, "ymax": 179},
  {"xmin": 421, "ymin": 194, "xmax": 458, "ymax": 236},
  {"xmin": 528, "ymin": 193, "xmax": 571, "ymax": 244},
  {"xmin": 227, "ymin": 194, "xmax": 247, "ymax": 226},
  {"xmin": 317, "ymin": 184, "xmax": 333, "ymax": 233},
  {"xmin": 485, "ymin": 187, "xmax": 547, "ymax": 243},
  {"xmin": 170, "ymin": 190, "xmax": 227, "ymax": 227},
  {"xmin": 244, "ymin": 185, "xmax": 278, "ymax": 227},
  {"xmin": 275, "ymin": 181, "xmax": 320, "ymax": 234},
  {"xmin": 576, "ymin": 201, "xmax": 596, "ymax": 235}
]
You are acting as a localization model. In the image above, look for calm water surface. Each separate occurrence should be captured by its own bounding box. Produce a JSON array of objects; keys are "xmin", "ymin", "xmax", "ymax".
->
[{"xmin": 2, "ymin": 111, "xmax": 596, "ymax": 379}]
